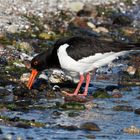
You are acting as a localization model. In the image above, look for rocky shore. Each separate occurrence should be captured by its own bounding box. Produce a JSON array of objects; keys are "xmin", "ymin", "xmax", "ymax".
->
[{"xmin": 0, "ymin": 0, "xmax": 140, "ymax": 139}]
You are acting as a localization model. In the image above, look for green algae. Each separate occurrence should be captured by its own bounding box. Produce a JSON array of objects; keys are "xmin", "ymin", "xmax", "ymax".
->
[
  {"xmin": 93, "ymin": 89, "xmax": 111, "ymax": 98},
  {"xmin": 0, "ymin": 115, "xmax": 46, "ymax": 128},
  {"xmin": 60, "ymin": 102, "xmax": 86, "ymax": 110}
]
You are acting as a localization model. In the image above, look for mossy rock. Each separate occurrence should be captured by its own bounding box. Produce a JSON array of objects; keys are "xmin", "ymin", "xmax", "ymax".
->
[
  {"xmin": 39, "ymin": 32, "xmax": 55, "ymax": 40},
  {"xmin": 113, "ymin": 105, "xmax": 133, "ymax": 112},
  {"xmin": 60, "ymin": 102, "xmax": 86, "ymax": 110},
  {"xmin": 93, "ymin": 89, "xmax": 111, "ymax": 98},
  {"xmin": 0, "ymin": 115, "xmax": 45, "ymax": 128}
]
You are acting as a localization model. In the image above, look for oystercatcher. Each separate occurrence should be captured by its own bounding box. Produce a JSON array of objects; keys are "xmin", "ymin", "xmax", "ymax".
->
[{"xmin": 27, "ymin": 36, "xmax": 139, "ymax": 96}]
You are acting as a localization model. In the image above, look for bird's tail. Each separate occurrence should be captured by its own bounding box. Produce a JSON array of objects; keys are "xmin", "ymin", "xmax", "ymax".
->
[{"xmin": 115, "ymin": 41, "xmax": 140, "ymax": 51}]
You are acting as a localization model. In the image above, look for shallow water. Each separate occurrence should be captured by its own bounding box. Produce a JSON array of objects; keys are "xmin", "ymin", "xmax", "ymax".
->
[{"xmin": 0, "ymin": 85, "xmax": 140, "ymax": 140}]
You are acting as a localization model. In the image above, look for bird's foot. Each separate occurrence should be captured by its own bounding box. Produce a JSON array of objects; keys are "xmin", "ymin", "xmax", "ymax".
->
[
  {"xmin": 62, "ymin": 91, "xmax": 87, "ymax": 97},
  {"xmin": 78, "ymin": 93, "xmax": 87, "ymax": 96},
  {"xmin": 65, "ymin": 92, "xmax": 78, "ymax": 96}
]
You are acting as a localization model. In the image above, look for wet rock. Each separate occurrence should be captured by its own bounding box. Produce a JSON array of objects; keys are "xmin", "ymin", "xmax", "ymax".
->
[
  {"xmin": 0, "ymin": 86, "xmax": 10, "ymax": 96},
  {"xmin": 51, "ymin": 110, "xmax": 62, "ymax": 118},
  {"xmin": 0, "ymin": 128, "xmax": 2, "ymax": 134},
  {"xmin": 56, "ymin": 124, "xmax": 79, "ymax": 131},
  {"xmin": 123, "ymin": 125, "xmax": 140, "ymax": 134},
  {"xmin": 112, "ymin": 14, "xmax": 133, "ymax": 26},
  {"xmin": 85, "ymin": 134, "xmax": 96, "ymax": 139},
  {"xmin": 15, "ymin": 122, "xmax": 31, "ymax": 129},
  {"xmin": 93, "ymin": 89, "xmax": 111, "ymax": 98},
  {"xmin": 68, "ymin": 111, "xmax": 80, "ymax": 117},
  {"xmin": 113, "ymin": 105, "xmax": 133, "ymax": 112},
  {"xmin": 0, "ymin": 115, "xmax": 45, "ymax": 128},
  {"xmin": 112, "ymin": 93, "xmax": 123, "ymax": 98},
  {"xmin": 85, "ymin": 101, "xmax": 98, "ymax": 109},
  {"xmin": 60, "ymin": 102, "xmax": 86, "ymax": 110},
  {"xmin": 13, "ymin": 84, "xmax": 41, "ymax": 99},
  {"xmin": 134, "ymin": 108, "xmax": 140, "ymax": 115},
  {"xmin": 136, "ymin": 96, "xmax": 140, "ymax": 100},
  {"xmin": 112, "ymin": 89, "xmax": 122, "ymax": 98},
  {"xmin": 105, "ymin": 85, "xmax": 119, "ymax": 91},
  {"xmin": 64, "ymin": 95, "xmax": 91, "ymax": 103},
  {"xmin": 80, "ymin": 122, "xmax": 101, "ymax": 131},
  {"xmin": 113, "ymin": 100, "xmax": 128, "ymax": 104}
]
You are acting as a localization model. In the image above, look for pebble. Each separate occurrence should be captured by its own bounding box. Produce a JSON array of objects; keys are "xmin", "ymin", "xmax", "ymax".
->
[
  {"xmin": 68, "ymin": 2, "xmax": 84, "ymax": 12},
  {"xmin": 16, "ymin": 42, "xmax": 34, "ymax": 54},
  {"xmin": 20, "ymin": 73, "xmax": 30, "ymax": 83},
  {"xmin": 7, "ymin": 24, "xmax": 18, "ymax": 33}
]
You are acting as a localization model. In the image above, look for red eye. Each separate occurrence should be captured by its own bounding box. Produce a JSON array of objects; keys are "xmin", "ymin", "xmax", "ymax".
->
[{"xmin": 34, "ymin": 61, "xmax": 38, "ymax": 65}]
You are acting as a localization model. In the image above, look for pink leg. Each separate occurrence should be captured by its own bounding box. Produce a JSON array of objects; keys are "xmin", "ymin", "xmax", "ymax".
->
[
  {"xmin": 65, "ymin": 74, "xmax": 84, "ymax": 96},
  {"xmin": 78, "ymin": 73, "xmax": 91, "ymax": 96}
]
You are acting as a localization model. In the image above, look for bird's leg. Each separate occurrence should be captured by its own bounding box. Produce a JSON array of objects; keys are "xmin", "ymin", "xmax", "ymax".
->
[
  {"xmin": 78, "ymin": 73, "xmax": 91, "ymax": 96},
  {"xmin": 65, "ymin": 74, "xmax": 84, "ymax": 96}
]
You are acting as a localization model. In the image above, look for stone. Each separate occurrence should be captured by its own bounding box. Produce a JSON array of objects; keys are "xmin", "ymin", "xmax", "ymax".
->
[
  {"xmin": 112, "ymin": 93, "xmax": 123, "ymax": 98},
  {"xmin": 123, "ymin": 125, "xmax": 140, "ymax": 134},
  {"xmin": 113, "ymin": 105, "xmax": 133, "ymax": 112},
  {"xmin": 15, "ymin": 122, "xmax": 31, "ymax": 129},
  {"xmin": 7, "ymin": 24, "xmax": 18, "ymax": 33},
  {"xmin": 16, "ymin": 42, "xmax": 34, "ymax": 54},
  {"xmin": 134, "ymin": 108, "xmax": 140, "ymax": 115},
  {"xmin": 20, "ymin": 73, "xmax": 30, "ymax": 83},
  {"xmin": 68, "ymin": 2, "xmax": 84, "ymax": 12},
  {"xmin": 0, "ymin": 128, "xmax": 2, "ymax": 134},
  {"xmin": 68, "ymin": 111, "xmax": 80, "ymax": 117},
  {"xmin": 80, "ymin": 122, "xmax": 101, "ymax": 131},
  {"xmin": 93, "ymin": 89, "xmax": 111, "ymax": 98},
  {"xmin": 57, "ymin": 124, "xmax": 79, "ymax": 131},
  {"xmin": 126, "ymin": 66, "xmax": 136, "ymax": 75},
  {"xmin": 60, "ymin": 102, "xmax": 86, "ymax": 110},
  {"xmin": 85, "ymin": 134, "xmax": 96, "ymax": 139},
  {"xmin": 64, "ymin": 95, "xmax": 90, "ymax": 103}
]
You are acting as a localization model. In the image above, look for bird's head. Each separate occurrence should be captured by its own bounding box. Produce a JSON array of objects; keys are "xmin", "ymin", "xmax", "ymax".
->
[{"xmin": 27, "ymin": 52, "xmax": 50, "ymax": 89}]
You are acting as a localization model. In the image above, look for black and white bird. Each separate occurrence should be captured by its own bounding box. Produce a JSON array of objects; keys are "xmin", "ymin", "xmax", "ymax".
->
[{"xmin": 27, "ymin": 36, "xmax": 140, "ymax": 96}]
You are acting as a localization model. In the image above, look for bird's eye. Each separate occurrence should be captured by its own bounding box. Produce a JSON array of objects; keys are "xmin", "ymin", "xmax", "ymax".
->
[{"xmin": 34, "ymin": 61, "xmax": 38, "ymax": 65}]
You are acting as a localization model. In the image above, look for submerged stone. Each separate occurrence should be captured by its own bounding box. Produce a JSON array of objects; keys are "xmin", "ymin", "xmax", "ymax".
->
[
  {"xmin": 113, "ymin": 105, "xmax": 133, "ymax": 112},
  {"xmin": 80, "ymin": 122, "xmax": 101, "ymax": 131},
  {"xmin": 134, "ymin": 108, "xmax": 140, "ymax": 115},
  {"xmin": 93, "ymin": 89, "xmax": 111, "ymax": 98},
  {"xmin": 56, "ymin": 124, "xmax": 79, "ymax": 131},
  {"xmin": 64, "ymin": 95, "xmax": 91, "ymax": 103},
  {"xmin": 60, "ymin": 102, "xmax": 86, "ymax": 110},
  {"xmin": 68, "ymin": 111, "xmax": 80, "ymax": 117}
]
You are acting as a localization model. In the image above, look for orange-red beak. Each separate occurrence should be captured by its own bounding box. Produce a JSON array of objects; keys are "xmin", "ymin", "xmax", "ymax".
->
[{"xmin": 27, "ymin": 69, "xmax": 38, "ymax": 89}]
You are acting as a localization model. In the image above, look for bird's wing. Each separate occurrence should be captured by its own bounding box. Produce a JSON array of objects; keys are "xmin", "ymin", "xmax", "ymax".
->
[{"xmin": 59, "ymin": 36, "xmax": 135, "ymax": 61}]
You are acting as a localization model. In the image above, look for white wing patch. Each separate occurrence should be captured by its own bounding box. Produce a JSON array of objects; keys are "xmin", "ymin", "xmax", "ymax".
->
[{"xmin": 57, "ymin": 43, "xmax": 130, "ymax": 74}]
